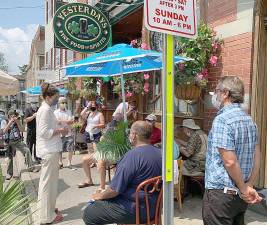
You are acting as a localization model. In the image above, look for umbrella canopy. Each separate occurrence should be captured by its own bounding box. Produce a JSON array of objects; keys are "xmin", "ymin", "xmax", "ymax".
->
[
  {"xmin": 0, "ymin": 70, "xmax": 20, "ymax": 96},
  {"xmin": 65, "ymin": 44, "xmax": 189, "ymax": 77},
  {"xmin": 22, "ymin": 86, "xmax": 68, "ymax": 96},
  {"xmin": 64, "ymin": 43, "xmax": 190, "ymax": 121}
]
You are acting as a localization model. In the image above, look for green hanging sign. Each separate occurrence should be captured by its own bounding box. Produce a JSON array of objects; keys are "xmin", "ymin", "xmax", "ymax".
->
[{"xmin": 53, "ymin": 3, "xmax": 111, "ymax": 53}]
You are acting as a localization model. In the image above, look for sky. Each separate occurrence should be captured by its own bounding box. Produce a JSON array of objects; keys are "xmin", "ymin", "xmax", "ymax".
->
[{"xmin": 0, "ymin": 0, "xmax": 44, "ymax": 74}]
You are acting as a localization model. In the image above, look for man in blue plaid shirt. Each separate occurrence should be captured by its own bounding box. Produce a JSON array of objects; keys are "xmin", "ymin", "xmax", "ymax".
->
[{"xmin": 203, "ymin": 76, "xmax": 262, "ymax": 225}]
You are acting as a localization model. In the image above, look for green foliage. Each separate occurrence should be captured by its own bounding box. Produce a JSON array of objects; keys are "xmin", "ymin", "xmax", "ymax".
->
[
  {"xmin": 87, "ymin": 24, "xmax": 99, "ymax": 37},
  {"xmin": 68, "ymin": 21, "xmax": 80, "ymax": 35},
  {"xmin": 0, "ymin": 167, "xmax": 34, "ymax": 225},
  {"xmin": 95, "ymin": 122, "xmax": 131, "ymax": 162},
  {"xmin": 175, "ymin": 22, "xmax": 223, "ymax": 88},
  {"xmin": 18, "ymin": 64, "xmax": 28, "ymax": 75},
  {"xmin": 0, "ymin": 52, "xmax": 8, "ymax": 72},
  {"xmin": 72, "ymin": 122, "xmax": 82, "ymax": 130}
]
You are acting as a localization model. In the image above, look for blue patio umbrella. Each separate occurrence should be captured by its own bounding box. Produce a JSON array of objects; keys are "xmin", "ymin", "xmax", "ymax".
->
[
  {"xmin": 22, "ymin": 86, "xmax": 68, "ymax": 96},
  {"xmin": 65, "ymin": 43, "xmax": 190, "ymax": 120}
]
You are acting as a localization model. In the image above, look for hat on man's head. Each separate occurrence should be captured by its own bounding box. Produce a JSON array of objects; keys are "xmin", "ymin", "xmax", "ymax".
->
[
  {"xmin": 181, "ymin": 119, "xmax": 200, "ymax": 130},
  {"xmin": 58, "ymin": 97, "xmax": 67, "ymax": 103},
  {"xmin": 145, "ymin": 114, "xmax": 157, "ymax": 121}
]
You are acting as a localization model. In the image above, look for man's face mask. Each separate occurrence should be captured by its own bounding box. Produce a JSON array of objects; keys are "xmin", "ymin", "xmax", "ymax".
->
[{"xmin": 212, "ymin": 92, "xmax": 223, "ymax": 110}]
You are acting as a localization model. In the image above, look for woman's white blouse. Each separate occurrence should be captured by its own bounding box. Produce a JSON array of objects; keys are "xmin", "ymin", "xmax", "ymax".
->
[{"xmin": 36, "ymin": 102, "xmax": 62, "ymax": 158}]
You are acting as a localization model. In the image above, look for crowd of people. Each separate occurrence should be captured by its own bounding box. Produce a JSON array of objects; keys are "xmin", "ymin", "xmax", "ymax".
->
[{"xmin": 0, "ymin": 76, "xmax": 263, "ymax": 225}]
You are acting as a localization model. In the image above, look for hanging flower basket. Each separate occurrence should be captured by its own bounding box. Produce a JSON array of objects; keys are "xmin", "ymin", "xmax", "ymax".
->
[
  {"xmin": 175, "ymin": 85, "xmax": 201, "ymax": 100},
  {"xmin": 80, "ymin": 89, "xmax": 97, "ymax": 101},
  {"xmin": 68, "ymin": 90, "xmax": 80, "ymax": 101}
]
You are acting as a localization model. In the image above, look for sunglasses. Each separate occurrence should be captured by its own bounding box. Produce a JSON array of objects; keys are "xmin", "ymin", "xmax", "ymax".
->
[{"xmin": 61, "ymin": 102, "xmax": 67, "ymax": 104}]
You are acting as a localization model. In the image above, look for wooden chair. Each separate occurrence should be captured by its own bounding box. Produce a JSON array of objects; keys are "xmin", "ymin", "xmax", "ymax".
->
[
  {"xmin": 118, "ymin": 176, "xmax": 163, "ymax": 225},
  {"xmin": 106, "ymin": 163, "xmax": 117, "ymax": 182},
  {"xmin": 174, "ymin": 159, "xmax": 184, "ymax": 211}
]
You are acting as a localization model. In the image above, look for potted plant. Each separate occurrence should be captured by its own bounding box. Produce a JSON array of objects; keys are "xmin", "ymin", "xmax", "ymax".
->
[
  {"xmin": 95, "ymin": 122, "xmax": 131, "ymax": 162},
  {"xmin": 175, "ymin": 22, "xmax": 223, "ymax": 100}
]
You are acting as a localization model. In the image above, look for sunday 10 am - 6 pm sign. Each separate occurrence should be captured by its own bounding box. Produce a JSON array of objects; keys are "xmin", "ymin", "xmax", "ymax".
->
[
  {"xmin": 53, "ymin": 3, "xmax": 111, "ymax": 53},
  {"xmin": 144, "ymin": 0, "xmax": 197, "ymax": 38}
]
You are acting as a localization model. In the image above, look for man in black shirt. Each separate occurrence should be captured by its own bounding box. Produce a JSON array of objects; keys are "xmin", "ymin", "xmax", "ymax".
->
[{"xmin": 25, "ymin": 101, "xmax": 40, "ymax": 162}]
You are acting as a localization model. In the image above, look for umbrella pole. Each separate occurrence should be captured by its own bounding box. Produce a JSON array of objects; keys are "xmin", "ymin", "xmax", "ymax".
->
[{"xmin": 120, "ymin": 74, "xmax": 127, "ymax": 122}]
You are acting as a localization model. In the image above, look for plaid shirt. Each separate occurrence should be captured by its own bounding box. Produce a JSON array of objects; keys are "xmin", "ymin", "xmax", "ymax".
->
[{"xmin": 205, "ymin": 103, "xmax": 258, "ymax": 189}]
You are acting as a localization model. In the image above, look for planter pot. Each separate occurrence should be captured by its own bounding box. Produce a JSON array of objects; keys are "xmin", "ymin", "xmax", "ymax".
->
[{"xmin": 175, "ymin": 85, "xmax": 201, "ymax": 100}]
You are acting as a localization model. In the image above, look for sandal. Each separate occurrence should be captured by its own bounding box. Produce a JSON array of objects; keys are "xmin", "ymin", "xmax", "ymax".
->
[
  {"xmin": 40, "ymin": 213, "xmax": 63, "ymax": 224},
  {"xmin": 78, "ymin": 182, "xmax": 94, "ymax": 188}
]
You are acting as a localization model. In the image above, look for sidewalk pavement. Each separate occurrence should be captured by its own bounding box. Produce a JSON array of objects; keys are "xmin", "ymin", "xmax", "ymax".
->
[{"xmin": 2, "ymin": 153, "xmax": 267, "ymax": 225}]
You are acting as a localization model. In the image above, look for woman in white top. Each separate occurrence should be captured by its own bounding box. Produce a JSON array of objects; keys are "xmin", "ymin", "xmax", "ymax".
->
[
  {"xmin": 36, "ymin": 83, "xmax": 68, "ymax": 224},
  {"xmin": 81, "ymin": 101, "xmax": 105, "ymax": 145},
  {"xmin": 79, "ymin": 101, "xmax": 105, "ymax": 188}
]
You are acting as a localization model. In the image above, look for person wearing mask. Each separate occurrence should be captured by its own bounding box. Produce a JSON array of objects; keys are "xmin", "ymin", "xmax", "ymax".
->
[
  {"xmin": 54, "ymin": 97, "xmax": 75, "ymax": 169},
  {"xmin": 25, "ymin": 101, "xmax": 40, "ymax": 163},
  {"xmin": 3, "ymin": 110, "xmax": 38, "ymax": 180},
  {"xmin": 177, "ymin": 119, "xmax": 208, "ymax": 176},
  {"xmin": 113, "ymin": 100, "xmax": 138, "ymax": 123},
  {"xmin": 78, "ymin": 101, "xmax": 105, "ymax": 188},
  {"xmin": 203, "ymin": 76, "xmax": 262, "ymax": 225},
  {"xmin": 36, "ymin": 83, "xmax": 68, "ymax": 224},
  {"xmin": 82, "ymin": 121, "xmax": 162, "ymax": 225}
]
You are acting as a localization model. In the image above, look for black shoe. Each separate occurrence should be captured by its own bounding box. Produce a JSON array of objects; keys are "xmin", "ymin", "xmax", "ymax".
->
[{"xmin": 6, "ymin": 174, "xmax": 12, "ymax": 180}]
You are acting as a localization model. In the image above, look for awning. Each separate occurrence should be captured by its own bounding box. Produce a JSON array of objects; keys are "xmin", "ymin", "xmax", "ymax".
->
[{"xmin": 0, "ymin": 70, "xmax": 20, "ymax": 96}]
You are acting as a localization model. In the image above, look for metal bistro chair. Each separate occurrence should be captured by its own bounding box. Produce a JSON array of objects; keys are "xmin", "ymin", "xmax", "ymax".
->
[{"xmin": 119, "ymin": 176, "xmax": 163, "ymax": 225}]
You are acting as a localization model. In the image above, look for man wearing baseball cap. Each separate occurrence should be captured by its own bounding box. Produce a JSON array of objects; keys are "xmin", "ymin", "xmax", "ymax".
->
[{"xmin": 178, "ymin": 119, "xmax": 208, "ymax": 176}]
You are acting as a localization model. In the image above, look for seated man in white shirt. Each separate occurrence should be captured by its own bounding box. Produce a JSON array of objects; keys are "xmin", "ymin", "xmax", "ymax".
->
[{"xmin": 54, "ymin": 97, "xmax": 75, "ymax": 169}]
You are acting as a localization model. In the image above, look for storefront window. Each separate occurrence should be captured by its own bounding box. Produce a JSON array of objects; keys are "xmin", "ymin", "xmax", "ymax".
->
[{"xmin": 145, "ymin": 72, "xmax": 201, "ymax": 117}]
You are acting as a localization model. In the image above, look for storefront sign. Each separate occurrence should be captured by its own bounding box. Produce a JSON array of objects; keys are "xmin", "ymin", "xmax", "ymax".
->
[
  {"xmin": 144, "ymin": 0, "xmax": 197, "ymax": 38},
  {"xmin": 53, "ymin": 3, "xmax": 111, "ymax": 53}
]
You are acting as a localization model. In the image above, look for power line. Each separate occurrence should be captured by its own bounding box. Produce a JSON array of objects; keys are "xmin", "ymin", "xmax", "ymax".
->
[
  {"xmin": 97, "ymin": 2, "xmax": 143, "ymax": 7},
  {"xmin": 0, "ymin": 5, "xmax": 44, "ymax": 10}
]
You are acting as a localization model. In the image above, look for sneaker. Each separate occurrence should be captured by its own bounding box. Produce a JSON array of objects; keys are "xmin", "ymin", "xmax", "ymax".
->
[
  {"xmin": 29, "ymin": 166, "xmax": 40, "ymax": 173},
  {"xmin": 59, "ymin": 163, "xmax": 63, "ymax": 169}
]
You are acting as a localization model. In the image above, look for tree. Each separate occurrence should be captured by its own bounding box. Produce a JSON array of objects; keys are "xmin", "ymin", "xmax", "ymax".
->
[
  {"xmin": 18, "ymin": 64, "xmax": 28, "ymax": 75},
  {"xmin": 0, "ymin": 52, "xmax": 8, "ymax": 72}
]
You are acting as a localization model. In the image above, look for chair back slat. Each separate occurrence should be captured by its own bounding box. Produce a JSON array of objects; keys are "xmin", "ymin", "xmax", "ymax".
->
[{"xmin": 135, "ymin": 176, "xmax": 162, "ymax": 225}]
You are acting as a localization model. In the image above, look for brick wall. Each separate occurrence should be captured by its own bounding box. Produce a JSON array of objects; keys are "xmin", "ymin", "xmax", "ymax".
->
[
  {"xmin": 206, "ymin": 0, "xmax": 237, "ymax": 27},
  {"xmin": 203, "ymin": 32, "xmax": 253, "ymax": 132}
]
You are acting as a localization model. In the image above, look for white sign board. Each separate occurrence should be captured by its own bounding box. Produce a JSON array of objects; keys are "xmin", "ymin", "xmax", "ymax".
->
[
  {"xmin": 36, "ymin": 70, "xmax": 56, "ymax": 80},
  {"xmin": 144, "ymin": 0, "xmax": 197, "ymax": 38}
]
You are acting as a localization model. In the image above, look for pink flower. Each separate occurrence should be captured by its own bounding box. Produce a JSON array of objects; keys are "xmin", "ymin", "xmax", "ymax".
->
[
  {"xmin": 144, "ymin": 82, "xmax": 150, "ymax": 93},
  {"xmin": 202, "ymin": 68, "xmax": 208, "ymax": 78},
  {"xmin": 141, "ymin": 43, "xmax": 149, "ymax": 50},
  {"xmin": 209, "ymin": 55, "xmax": 218, "ymax": 66},
  {"xmin": 144, "ymin": 73, "xmax": 150, "ymax": 80},
  {"xmin": 178, "ymin": 63, "xmax": 185, "ymax": 71},
  {"xmin": 130, "ymin": 39, "xmax": 138, "ymax": 46},
  {"xmin": 126, "ymin": 91, "xmax": 133, "ymax": 98}
]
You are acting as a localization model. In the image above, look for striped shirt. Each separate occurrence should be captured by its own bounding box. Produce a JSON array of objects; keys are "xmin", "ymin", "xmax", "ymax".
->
[{"xmin": 205, "ymin": 104, "xmax": 258, "ymax": 189}]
